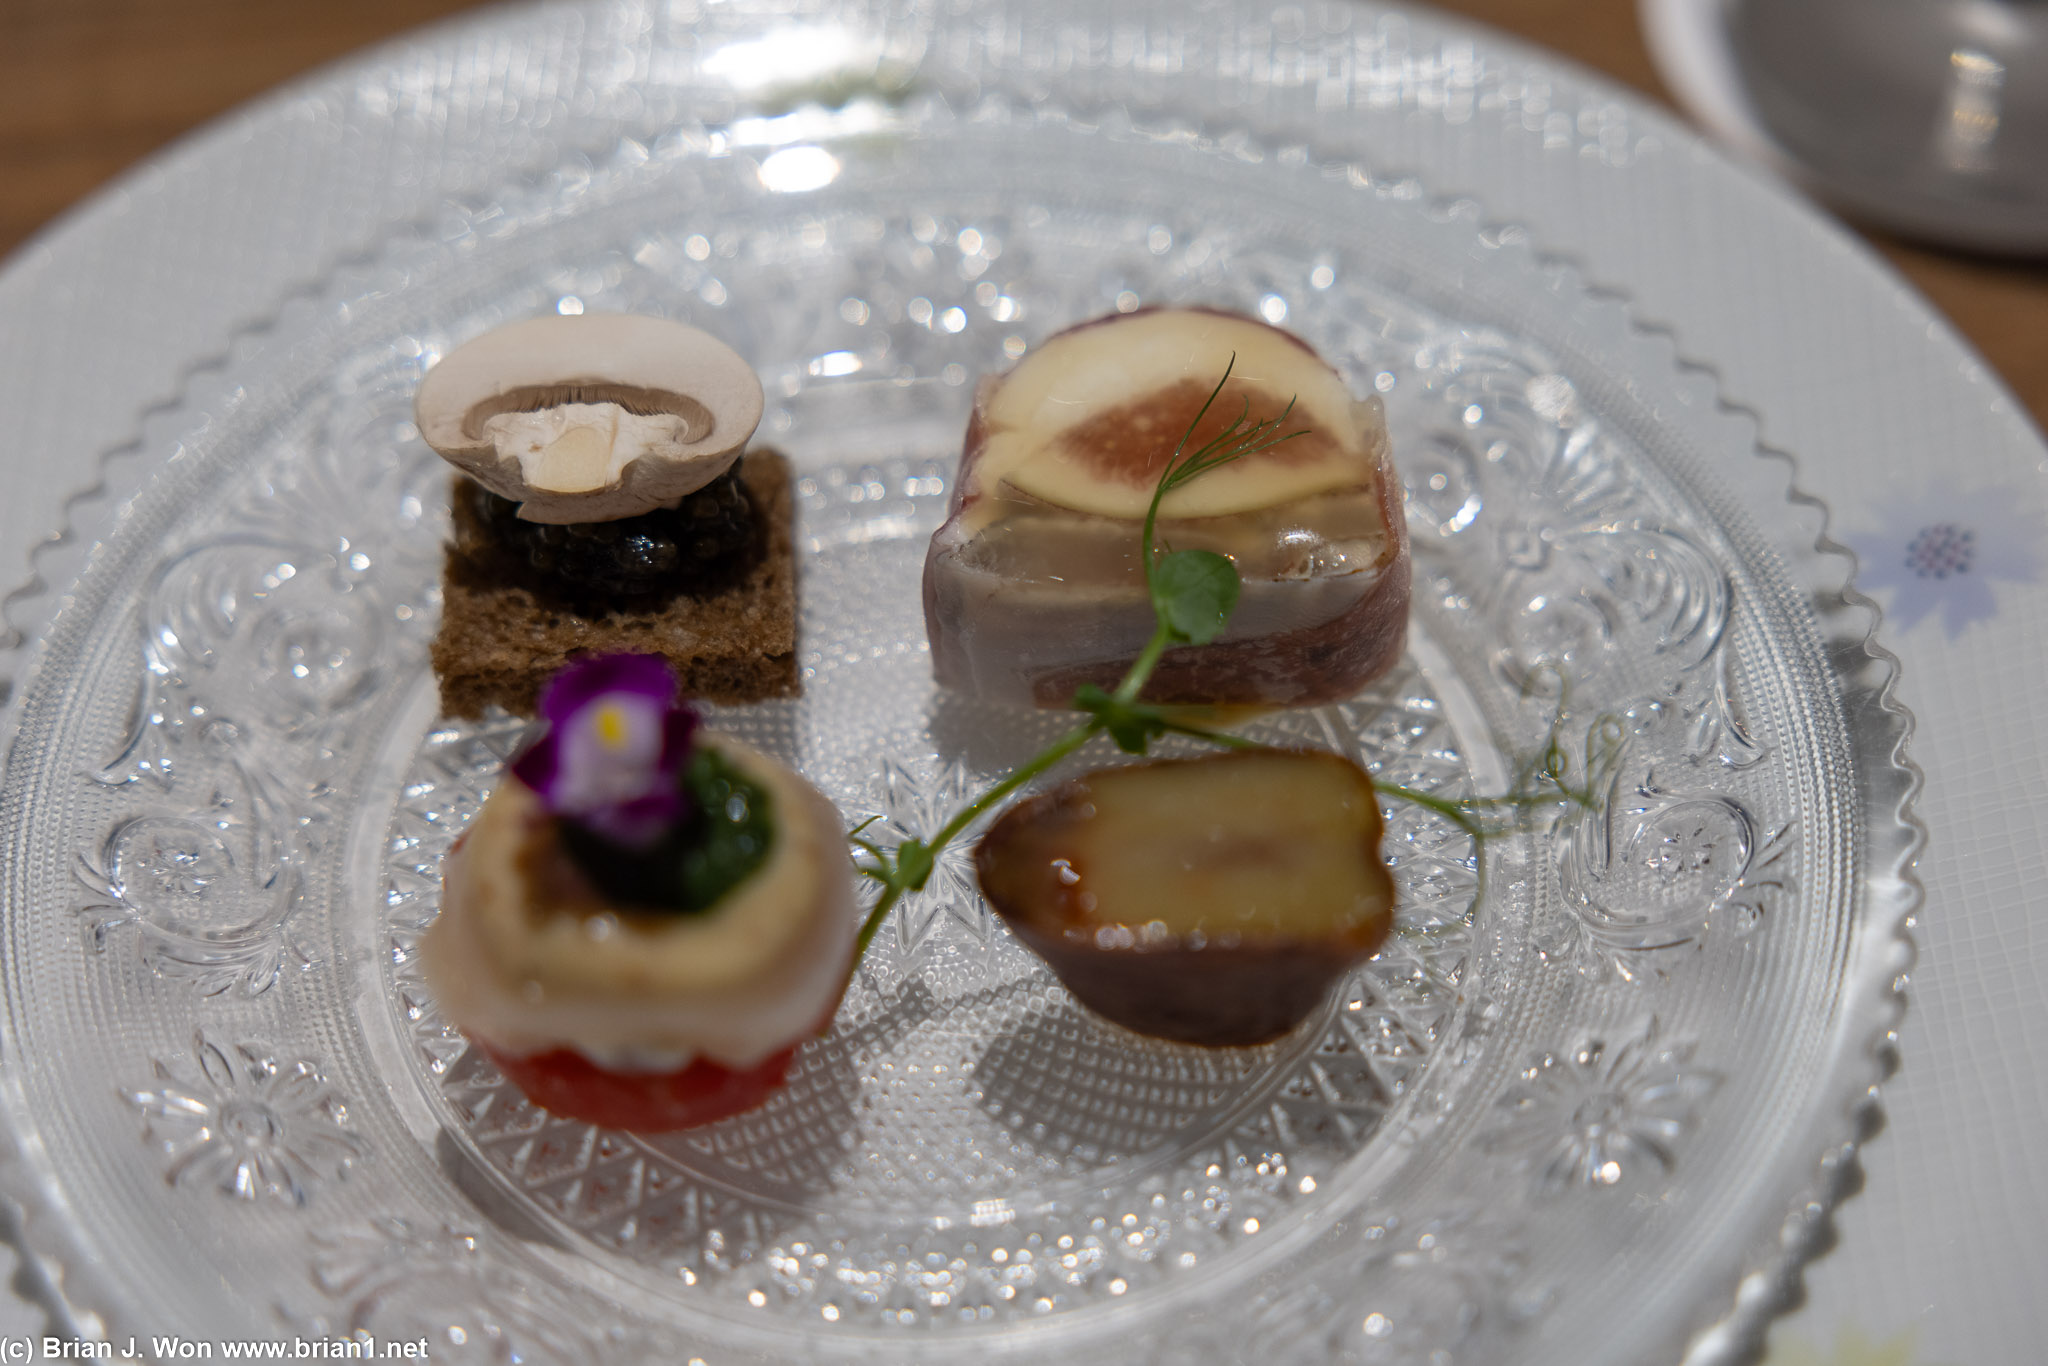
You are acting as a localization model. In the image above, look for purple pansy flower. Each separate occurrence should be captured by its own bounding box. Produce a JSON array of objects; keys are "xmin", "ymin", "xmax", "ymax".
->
[
  {"xmin": 1850, "ymin": 483, "xmax": 2042, "ymax": 638},
  {"xmin": 511, "ymin": 654, "xmax": 698, "ymax": 848}
]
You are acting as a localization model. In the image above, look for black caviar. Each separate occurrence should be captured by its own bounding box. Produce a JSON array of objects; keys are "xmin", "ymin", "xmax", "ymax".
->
[{"xmin": 457, "ymin": 464, "xmax": 759, "ymax": 602}]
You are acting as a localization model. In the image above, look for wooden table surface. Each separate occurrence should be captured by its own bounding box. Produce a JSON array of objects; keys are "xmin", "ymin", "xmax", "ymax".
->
[{"xmin": 3, "ymin": 0, "xmax": 2043, "ymax": 431}]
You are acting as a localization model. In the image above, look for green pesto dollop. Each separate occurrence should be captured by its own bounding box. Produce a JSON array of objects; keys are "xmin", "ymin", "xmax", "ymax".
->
[{"xmin": 559, "ymin": 747, "xmax": 776, "ymax": 915}]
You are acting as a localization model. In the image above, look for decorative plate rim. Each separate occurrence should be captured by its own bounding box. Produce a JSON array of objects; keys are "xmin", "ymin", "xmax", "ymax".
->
[{"xmin": 0, "ymin": 4, "xmax": 1922, "ymax": 1361}]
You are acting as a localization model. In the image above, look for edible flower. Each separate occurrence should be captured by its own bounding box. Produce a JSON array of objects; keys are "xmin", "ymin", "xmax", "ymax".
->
[{"xmin": 511, "ymin": 654, "xmax": 697, "ymax": 848}]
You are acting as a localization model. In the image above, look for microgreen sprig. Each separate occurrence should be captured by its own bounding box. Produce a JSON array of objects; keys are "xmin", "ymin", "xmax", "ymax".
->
[
  {"xmin": 848, "ymin": 357, "xmax": 1612, "ymax": 963},
  {"xmin": 850, "ymin": 357, "xmax": 1300, "ymax": 956},
  {"xmin": 1371, "ymin": 675, "xmax": 1626, "ymax": 843},
  {"xmin": 1071, "ymin": 356, "xmax": 1311, "ymax": 756}
]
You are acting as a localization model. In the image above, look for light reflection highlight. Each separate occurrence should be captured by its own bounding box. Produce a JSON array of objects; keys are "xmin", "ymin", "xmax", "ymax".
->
[
  {"xmin": 758, "ymin": 146, "xmax": 842, "ymax": 194},
  {"xmin": 1938, "ymin": 48, "xmax": 2005, "ymax": 173},
  {"xmin": 702, "ymin": 27, "xmax": 880, "ymax": 93}
]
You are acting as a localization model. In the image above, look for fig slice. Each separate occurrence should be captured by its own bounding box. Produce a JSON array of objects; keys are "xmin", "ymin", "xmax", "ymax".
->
[
  {"xmin": 923, "ymin": 306, "xmax": 1410, "ymax": 707},
  {"xmin": 975, "ymin": 748, "xmax": 1395, "ymax": 1046},
  {"xmin": 978, "ymin": 309, "xmax": 1369, "ymax": 521}
]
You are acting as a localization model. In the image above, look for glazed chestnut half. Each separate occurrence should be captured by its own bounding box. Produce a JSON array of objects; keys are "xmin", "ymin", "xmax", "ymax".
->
[{"xmin": 975, "ymin": 748, "xmax": 1395, "ymax": 1046}]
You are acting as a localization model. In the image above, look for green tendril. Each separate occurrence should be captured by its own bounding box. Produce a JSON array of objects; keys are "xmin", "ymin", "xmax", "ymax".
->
[{"xmin": 846, "ymin": 356, "xmax": 1614, "ymax": 970}]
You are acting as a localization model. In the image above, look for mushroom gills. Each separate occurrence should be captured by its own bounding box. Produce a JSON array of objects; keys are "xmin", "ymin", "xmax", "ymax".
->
[
  {"xmin": 480, "ymin": 404, "xmax": 703, "ymax": 495},
  {"xmin": 414, "ymin": 313, "xmax": 764, "ymax": 525}
]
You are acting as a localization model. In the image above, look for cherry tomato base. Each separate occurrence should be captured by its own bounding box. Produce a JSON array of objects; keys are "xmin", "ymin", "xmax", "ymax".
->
[{"xmin": 479, "ymin": 1038, "xmax": 799, "ymax": 1131}]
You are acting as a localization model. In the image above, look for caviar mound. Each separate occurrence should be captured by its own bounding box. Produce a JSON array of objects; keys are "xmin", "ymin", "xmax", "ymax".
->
[
  {"xmin": 432, "ymin": 449, "xmax": 799, "ymax": 717},
  {"xmin": 455, "ymin": 461, "xmax": 761, "ymax": 608}
]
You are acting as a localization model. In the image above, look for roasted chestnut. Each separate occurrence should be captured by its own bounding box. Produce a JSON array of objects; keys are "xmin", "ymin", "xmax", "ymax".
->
[{"xmin": 976, "ymin": 748, "xmax": 1395, "ymax": 1046}]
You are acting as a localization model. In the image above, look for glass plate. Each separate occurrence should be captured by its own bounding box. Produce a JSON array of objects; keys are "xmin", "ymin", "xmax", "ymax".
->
[{"xmin": 0, "ymin": 3, "xmax": 1916, "ymax": 1363}]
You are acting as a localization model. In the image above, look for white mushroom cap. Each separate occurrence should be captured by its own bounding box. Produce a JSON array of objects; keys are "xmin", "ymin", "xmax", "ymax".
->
[{"xmin": 414, "ymin": 313, "xmax": 765, "ymax": 524}]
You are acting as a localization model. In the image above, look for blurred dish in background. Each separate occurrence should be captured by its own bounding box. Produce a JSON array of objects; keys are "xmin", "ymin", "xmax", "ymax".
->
[{"xmin": 1641, "ymin": 0, "xmax": 2048, "ymax": 254}]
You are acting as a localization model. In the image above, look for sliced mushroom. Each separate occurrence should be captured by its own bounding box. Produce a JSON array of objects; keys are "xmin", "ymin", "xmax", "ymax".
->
[{"xmin": 415, "ymin": 313, "xmax": 765, "ymax": 524}]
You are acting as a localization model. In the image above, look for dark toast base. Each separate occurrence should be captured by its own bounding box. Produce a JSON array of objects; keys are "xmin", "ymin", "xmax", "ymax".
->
[{"xmin": 432, "ymin": 449, "xmax": 799, "ymax": 718}]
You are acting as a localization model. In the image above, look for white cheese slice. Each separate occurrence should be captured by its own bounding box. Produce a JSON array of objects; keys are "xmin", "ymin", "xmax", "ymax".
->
[{"xmin": 420, "ymin": 735, "xmax": 858, "ymax": 1070}]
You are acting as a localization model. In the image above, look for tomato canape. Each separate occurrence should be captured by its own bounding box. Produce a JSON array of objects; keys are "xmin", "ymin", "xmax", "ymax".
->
[
  {"xmin": 421, "ymin": 654, "xmax": 856, "ymax": 1132},
  {"xmin": 478, "ymin": 1040, "xmax": 803, "ymax": 1132}
]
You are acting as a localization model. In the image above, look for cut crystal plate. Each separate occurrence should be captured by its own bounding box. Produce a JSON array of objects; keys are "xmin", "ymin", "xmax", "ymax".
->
[{"xmin": 0, "ymin": 3, "xmax": 1917, "ymax": 1362}]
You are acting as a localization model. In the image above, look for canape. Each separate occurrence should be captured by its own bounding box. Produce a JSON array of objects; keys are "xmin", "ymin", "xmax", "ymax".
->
[
  {"xmin": 975, "ymin": 748, "xmax": 1395, "ymax": 1046},
  {"xmin": 421, "ymin": 655, "xmax": 854, "ymax": 1130},
  {"xmin": 418, "ymin": 313, "xmax": 798, "ymax": 717},
  {"xmin": 923, "ymin": 307, "xmax": 1409, "ymax": 707}
]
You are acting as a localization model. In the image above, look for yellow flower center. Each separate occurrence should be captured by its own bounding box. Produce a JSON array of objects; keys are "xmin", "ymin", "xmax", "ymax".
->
[{"xmin": 593, "ymin": 701, "xmax": 633, "ymax": 751}]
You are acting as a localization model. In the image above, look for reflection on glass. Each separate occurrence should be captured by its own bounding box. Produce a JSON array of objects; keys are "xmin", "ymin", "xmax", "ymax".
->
[{"xmin": 1937, "ymin": 48, "xmax": 2005, "ymax": 172}]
